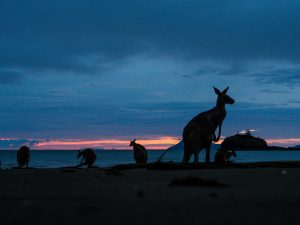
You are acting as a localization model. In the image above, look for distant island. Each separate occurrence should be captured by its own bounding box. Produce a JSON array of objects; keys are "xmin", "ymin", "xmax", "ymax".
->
[
  {"xmin": 167, "ymin": 130, "xmax": 300, "ymax": 151},
  {"xmin": 221, "ymin": 131, "xmax": 300, "ymax": 151}
]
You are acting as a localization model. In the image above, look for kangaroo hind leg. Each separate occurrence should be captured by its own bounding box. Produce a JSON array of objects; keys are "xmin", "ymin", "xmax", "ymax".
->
[
  {"xmin": 205, "ymin": 145, "xmax": 211, "ymax": 163},
  {"xmin": 182, "ymin": 151, "xmax": 192, "ymax": 163},
  {"xmin": 182, "ymin": 139, "xmax": 192, "ymax": 163},
  {"xmin": 194, "ymin": 152, "xmax": 199, "ymax": 164}
]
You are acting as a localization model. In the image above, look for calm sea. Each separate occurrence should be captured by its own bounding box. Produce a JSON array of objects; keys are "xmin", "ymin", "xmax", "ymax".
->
[{"xmin": 1, "ymin": 146, "xmax": 300, "ymax": 168}]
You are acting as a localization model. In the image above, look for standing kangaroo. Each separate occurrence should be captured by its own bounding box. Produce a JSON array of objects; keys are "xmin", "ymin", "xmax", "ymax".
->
[
  {"xmin": 129, "ymin": 139, "xmax": 148, "ymax": 164},
  {"xmin": 17, "ymin": 145, "xmax": 30, "ymax": 168},
  {"xmin": 182, "ymin": 86, "xmax": 234, "ymax": 163}
]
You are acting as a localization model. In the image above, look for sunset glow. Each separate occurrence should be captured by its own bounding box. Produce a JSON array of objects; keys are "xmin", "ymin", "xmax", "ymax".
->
[
  {"xmin": 33, "ymin": 136, "xmax": 180, "ymax": 150},
  {"xmin": 1, "ymin": 136, "xmax": 300, "ymax": 150},
  {"xmin": 266, "ymin": 138, "xmax": 300, "ymax": 146}
]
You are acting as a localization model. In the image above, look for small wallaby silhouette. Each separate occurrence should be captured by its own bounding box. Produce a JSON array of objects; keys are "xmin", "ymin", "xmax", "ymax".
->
[
  {"xmin": 214, "ymin": 149, "xmax": 237, "ymax": 163},
  {"xmin": 17, "ymin": 145, "xmax": 30, "ymax": 168},
  {"xmin": 182, "ymin": 86, "xmax": 234, "ymax": 163},
  {"xmin": 129, "ymin": 139, "xmax": 148, "ymax": 164},
  {"xmin": 77, "ymin": 148, "xmax": 97, "ymax": 168}
]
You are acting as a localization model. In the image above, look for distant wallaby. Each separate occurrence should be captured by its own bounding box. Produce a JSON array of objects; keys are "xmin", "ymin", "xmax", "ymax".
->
[
  {"xmin": 129, "ymin": 139, "xmax": 148, "ymax": 164},
  {"xmin": 182, "ymin": 86, "xmax": 234, "ymax": 163},
  {"xmin": 17, "ymin": 145, "xmax": 30, "ymax": 168},
  {"xmin": 214, "ymin": 149, "xmax": 237, "ymax": 163},
  {"xmin": 77, "ymin": 148, "xmax": 97, "ymax": 168}
]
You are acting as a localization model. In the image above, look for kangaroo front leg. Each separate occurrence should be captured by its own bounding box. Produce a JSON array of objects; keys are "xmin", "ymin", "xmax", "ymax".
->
[
  {"xmin": 182, "ymin": 152, "xmax": 191, "ymax": 163},
  {"xmin": 205, "ymin": 147, "xmax": 211, "ymax": 163},
  {"xmin": 194, "ymin": 153, "xmax": 199, "ymax": 164},
  {"xmin": 88, "ymin": 158, "xmax": 96, "ymax": 168},
  {"xmin": 213, "ymin": 123, "xmax": 223, "ymax": 142}
]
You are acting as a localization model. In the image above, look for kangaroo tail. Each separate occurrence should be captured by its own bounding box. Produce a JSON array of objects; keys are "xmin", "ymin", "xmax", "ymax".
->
[
  {"xmin": 157, "ymin": 140, "xmax": 183, "ymax": 163},
  {"xmin": 156, "ymin": 147, "xmax": 172, "ymax": 163}
]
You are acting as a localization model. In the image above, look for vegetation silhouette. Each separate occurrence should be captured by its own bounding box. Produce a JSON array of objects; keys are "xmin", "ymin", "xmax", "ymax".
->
[
  {"xmin": 17, "ymin": 145, "xmax": 30, "ymax": 168},
  {"xmin": 129, "ymin": 139, "xmax": 148, "ymax": 164},
  {"xmin": 221, "ymin": 132, "xmax": 268, "ymax": 150},
  {"xmin": 182, "ymin": 86, "xmax": 234, "ymax": 163},
  {"xmin": 76, "ymin": 148, "xmax": 97, "ymax": 168}
]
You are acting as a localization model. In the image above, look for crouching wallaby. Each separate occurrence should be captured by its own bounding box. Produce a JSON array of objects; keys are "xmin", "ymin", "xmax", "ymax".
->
[
  {"xmin": 129, "ymin": 139, "xmax": 148, "ymax": 164},
  {"xmin": 214, "ymin": 149, "xmax": 237, "ymax": 163},
  {"xmin": 182, "ymin": 86, "xmax": 234, "ymax": 163},
  {"xmin": 77, "ymin": 148, "xmax": 97, "ymax": 168},
  {"xmin": 17, "ymin": 146, "xmax": 30, "ymax": 168}
]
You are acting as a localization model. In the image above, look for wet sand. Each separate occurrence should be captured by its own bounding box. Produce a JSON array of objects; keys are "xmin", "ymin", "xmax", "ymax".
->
[{"xmin": 1, "ymin": 163, "xmax": 300, "ymax": 225}]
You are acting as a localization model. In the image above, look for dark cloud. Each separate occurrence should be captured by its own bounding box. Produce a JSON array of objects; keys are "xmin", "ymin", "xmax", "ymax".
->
[
  {"xmin": 253, "ymin": 67, "xmax": 300, "ymax": 86},
  {"xmin": 0, "ymin": 139, "xmax": 39, "ymax": 149},
  {"xmin": 1, "ymin": 0, "xmax": 300, "ymax": 74},
  {"xmin": 227, "ymin": 107, "xmax": 300, "ymax": 138},
  {"xmin": 260, "ymin": 89, "xmax": 289, "ymax": 94},
  {"xmin": 0, "ymin": 0, "xmax": 300, "ymax": 142},
  {"xmin": 181, "ymin": 62, "xmax": 300, "ymax": 87},
  {"xmin": 0, "ymin": 97, "xmax": 295, "ymax": 139},
  {"xmin": 0, "ymin": 70, "xmax": 22, "ymax": 84}
]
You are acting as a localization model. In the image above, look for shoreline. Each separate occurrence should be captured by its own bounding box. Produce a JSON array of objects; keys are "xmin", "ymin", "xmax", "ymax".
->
[{"xmin": 4, "ymin": 160, "xmax": 300, "ymax": 171}]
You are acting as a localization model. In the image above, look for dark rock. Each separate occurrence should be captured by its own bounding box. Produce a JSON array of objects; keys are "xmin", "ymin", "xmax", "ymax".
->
[
  {"xmin": 221, "ymin": 133, "xmax": 268, "ymax": 150},
  {"xmin": 137, "ymin": 190, "xmax": 145, "ymax": 198},
  {"xmin": 209, "ymin": 192, "xmax": 219, "ymax": 197}
]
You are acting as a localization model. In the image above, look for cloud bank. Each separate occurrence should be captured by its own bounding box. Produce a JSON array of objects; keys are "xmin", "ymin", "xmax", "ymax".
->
[{"xmin": 0, "ymin": 0, "xmax": 300, "ymax": 144}]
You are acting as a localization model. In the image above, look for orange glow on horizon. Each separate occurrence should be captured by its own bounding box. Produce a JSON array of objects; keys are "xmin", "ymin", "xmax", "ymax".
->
[
  {"xmin": 2, "ymin": 136, "xmax": 300, "ymax": 150},
  {"xmin": 266, "ymin": 138, "xmax": 300, "ymax": 146},
  {"xmin": 33, "ymin": 136, "xmax": 181, "ymax": 150}
]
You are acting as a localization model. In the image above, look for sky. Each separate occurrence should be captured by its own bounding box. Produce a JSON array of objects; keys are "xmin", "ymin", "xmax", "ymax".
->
[{"xmin": 0, "ymin": 0, "xmax": 300, "ymax": 149}]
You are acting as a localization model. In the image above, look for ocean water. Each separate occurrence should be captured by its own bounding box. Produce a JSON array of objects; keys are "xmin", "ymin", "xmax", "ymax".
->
[{"xmin": 2, "ymin": 146, "xmax": 300, "ymax": 169}]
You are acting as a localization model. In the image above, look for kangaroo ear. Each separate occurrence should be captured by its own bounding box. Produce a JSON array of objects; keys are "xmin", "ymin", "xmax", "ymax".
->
[
  {"xmin": 213, "ymin": 86, "xmax": 221, "ymax": 96},
  {"xmin": 222, "ymin": 86, "xmax": 229, "ymax": 94},
  {"xmin": 133, "ymin": 139, "xmax": 136, "ymax": 142}
]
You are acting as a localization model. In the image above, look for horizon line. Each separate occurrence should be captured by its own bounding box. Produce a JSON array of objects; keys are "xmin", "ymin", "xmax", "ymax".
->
[{"xmin": 0, "ymin": 136, "xmax": 300, "ymax": 150}]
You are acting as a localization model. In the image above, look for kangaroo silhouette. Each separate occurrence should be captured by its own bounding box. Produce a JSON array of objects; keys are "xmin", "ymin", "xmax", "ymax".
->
[
  {"xmin": 17, "ymin": 145, "xmax": 30, "ymax": 168},
  {"xmin": 182, "ymin": 86, "xmax": 234, "ymax": 163},
  {"xmin": 77, "ymin": 148, "xmax": 97, "ymax": 168},
  {"xmin": 214, "ymin": 149, "xmax": 237, "ymax": 163},
  {"xmin": 129, "ymin": 139, "xmax": 148, "ymax": 164}
]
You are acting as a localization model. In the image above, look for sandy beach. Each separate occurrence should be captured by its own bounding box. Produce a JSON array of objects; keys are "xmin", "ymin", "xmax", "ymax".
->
[{"xmin": 1, "ymin": 163, "xmax": 300, "ymax": 225}]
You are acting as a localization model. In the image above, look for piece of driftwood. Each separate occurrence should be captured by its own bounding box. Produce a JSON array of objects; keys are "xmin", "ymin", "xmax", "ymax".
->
[
  {"xmin": 10, "ymin": 167, "xmax": 37, "ymax": 170},
  {"xmin": 104, "ymin": 163, "xmax": 148, "ymax": 173},
  {"xmin": 148, "ymin": 161, "xmax": 300, "ymax": 170},
  {"xmin": 105, "ymin": 161, "xmax": 300, "ymax": 172},
  {"xmin": 169, "ymin": 176, "xmax": 227, "ymax": 187},
  {"xmin": 8, "ymin": 161, "xmax": 300, "ymax": 172}
]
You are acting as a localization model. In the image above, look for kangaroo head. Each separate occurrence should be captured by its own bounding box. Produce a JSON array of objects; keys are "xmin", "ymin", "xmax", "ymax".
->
[
  {"xmin": 129, "ymin": 139, "xmax": 136, "ymax": 146},
  {"xmin": 19, "ymin": 145, "xmax": 30, "ymax": 152},
  {"xmin": 213, "ymin": 86, "xmax": 235, "ymax": 106}
]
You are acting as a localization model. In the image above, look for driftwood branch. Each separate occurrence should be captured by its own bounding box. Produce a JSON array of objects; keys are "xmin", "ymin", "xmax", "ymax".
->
[{"xmin": 105, "ymin": 161, "xmax": 300, "ymax": 172}]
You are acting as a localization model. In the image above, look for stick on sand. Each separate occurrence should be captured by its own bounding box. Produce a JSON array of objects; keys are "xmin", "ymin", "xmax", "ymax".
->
[{"xmin": 156, "ymin": 147, "xmax": 172, "ymax": 162}]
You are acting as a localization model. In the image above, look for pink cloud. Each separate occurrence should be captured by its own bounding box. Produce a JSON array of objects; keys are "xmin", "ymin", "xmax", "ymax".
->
[
  {"xmin": 33, "ymin": 136, "xmax": 180, "ymax": 150},
  {"xmin": 266, "ymin": 138, "xmax": 300, "ymax": 146},
  {"xmin": 1, "ymin": 136, "xmax": 300, "ymax": 150}
]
